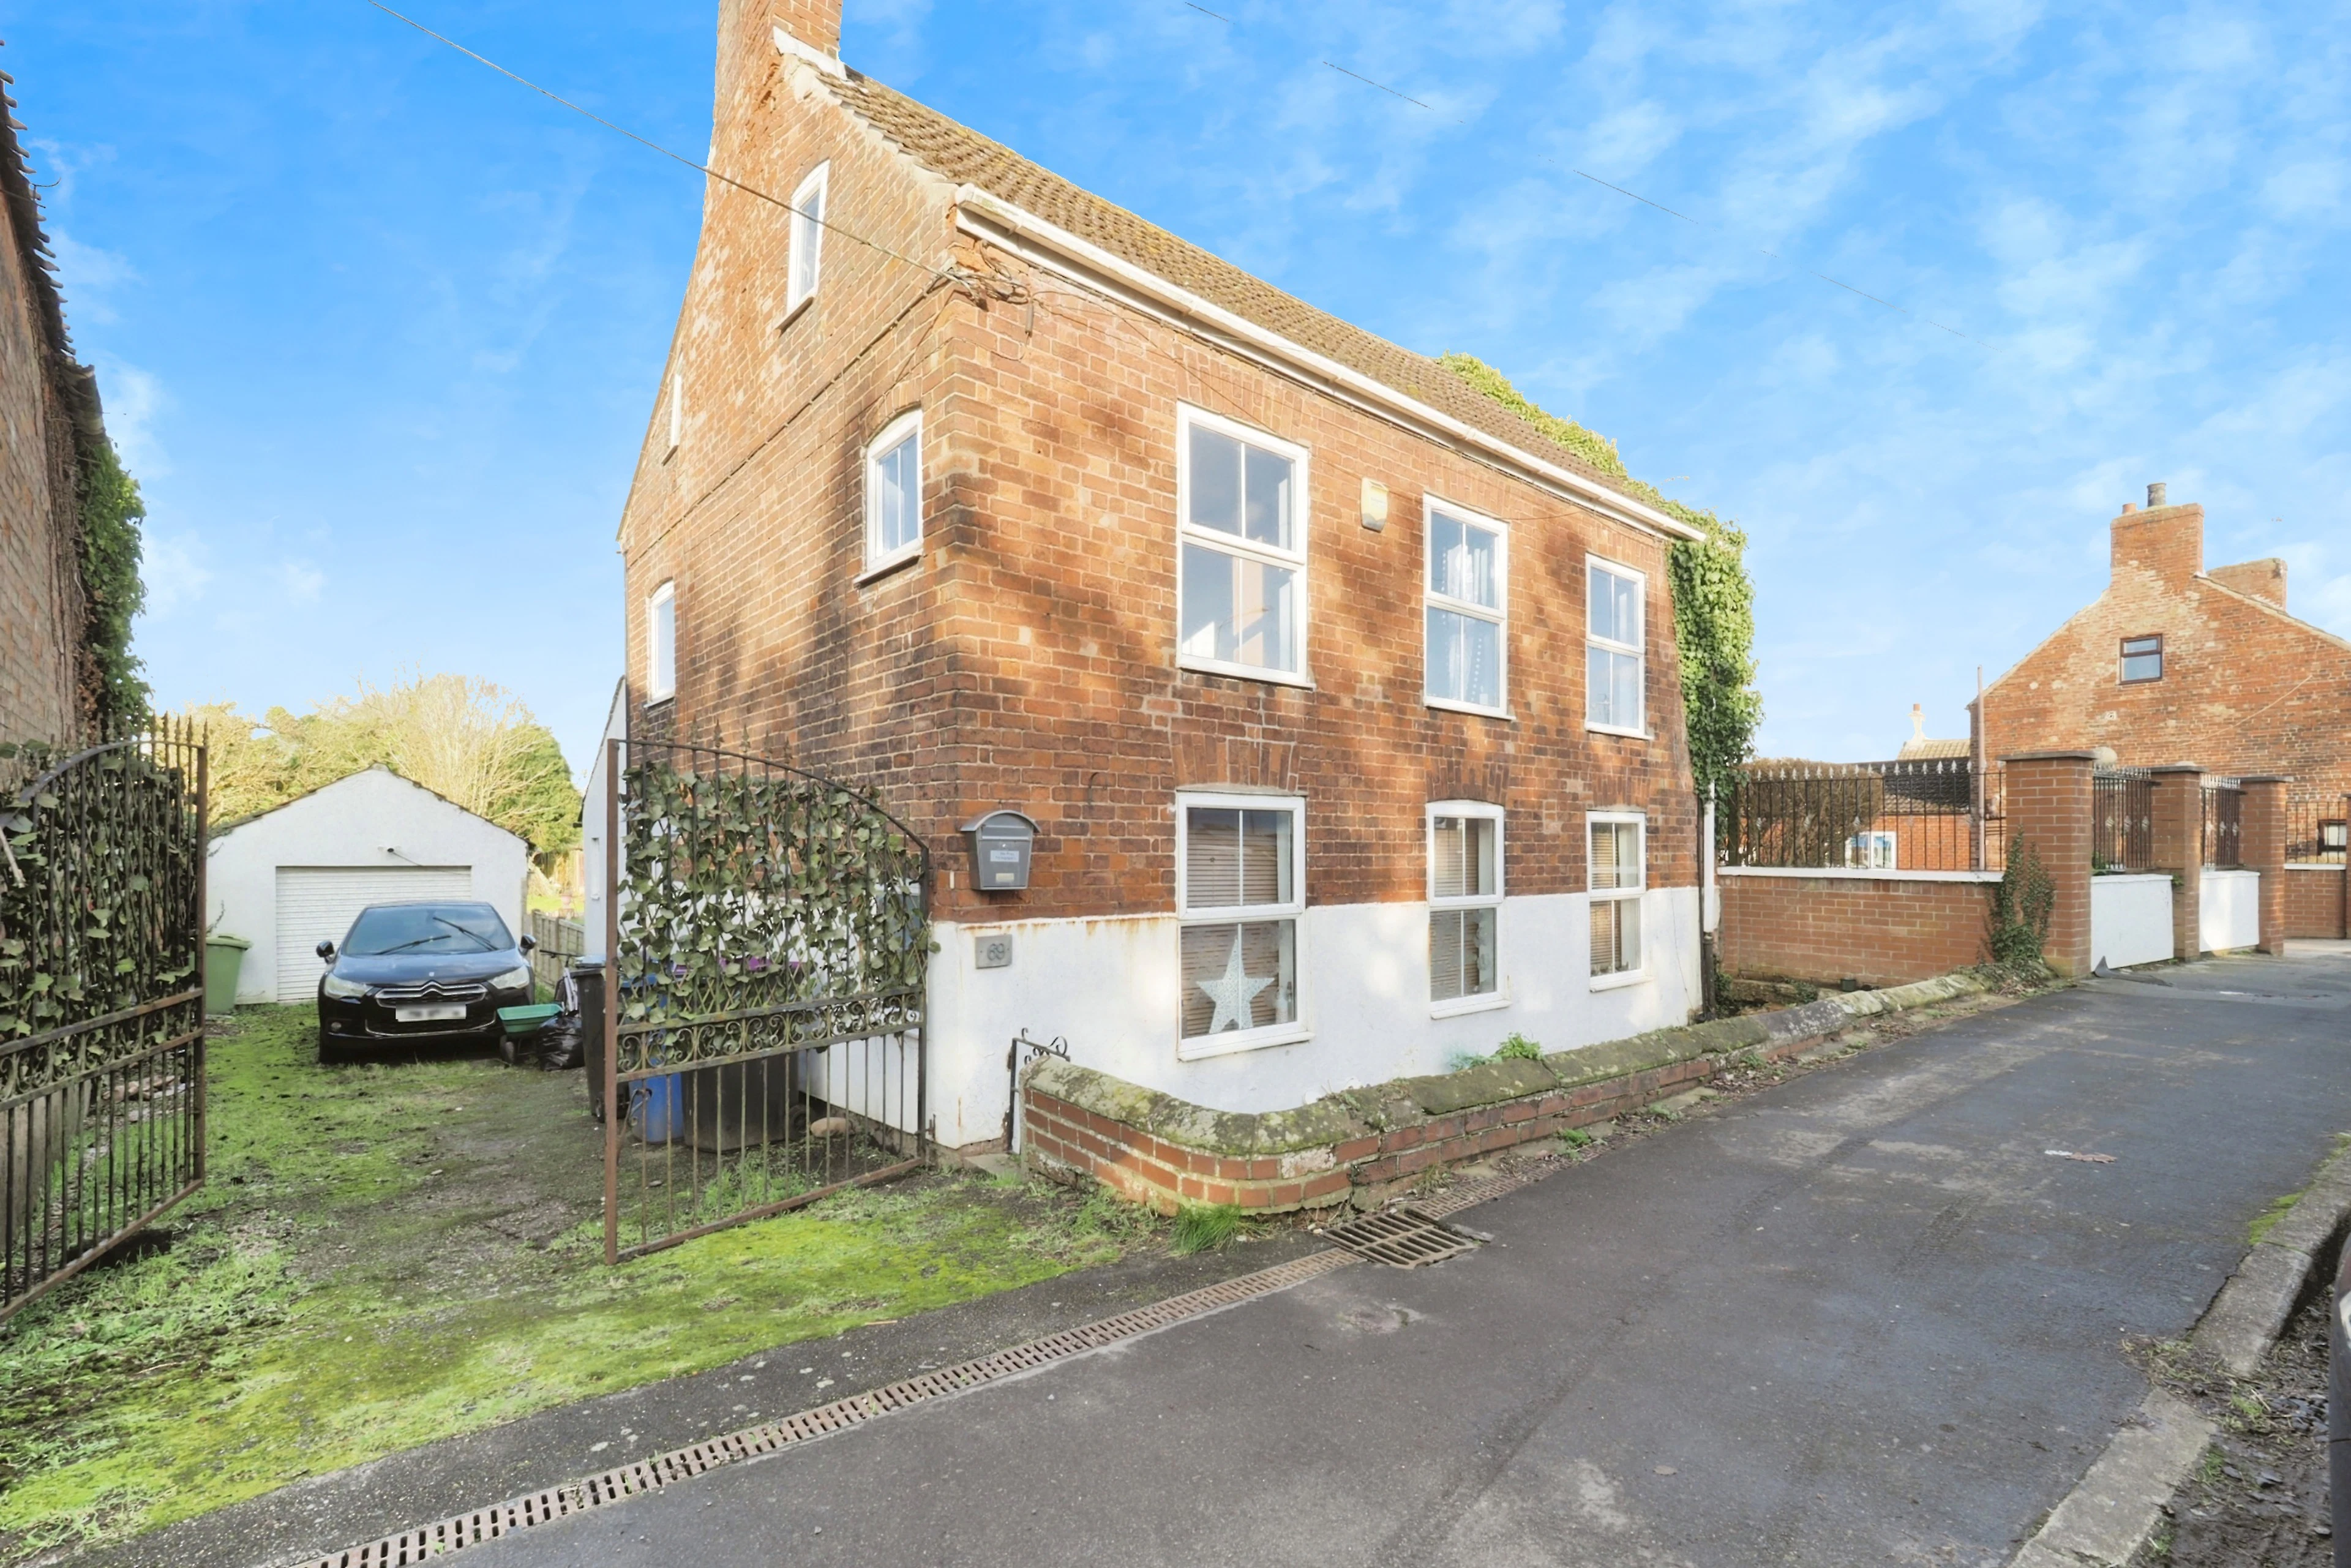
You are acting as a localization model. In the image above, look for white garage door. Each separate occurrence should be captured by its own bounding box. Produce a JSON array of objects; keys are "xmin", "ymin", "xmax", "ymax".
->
[{"xmin": 274, "ymin": 866, "xmax": 474, "ymax": 1003}]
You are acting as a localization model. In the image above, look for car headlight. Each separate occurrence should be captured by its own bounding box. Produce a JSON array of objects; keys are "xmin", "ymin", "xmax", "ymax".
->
[
  {"xmin": 490, "ymin": 966, "xmax": 533, "ymax": 991},
  {"xmin": 321, "ymin": 974, "xmax": 369, "ymax": 1000}
]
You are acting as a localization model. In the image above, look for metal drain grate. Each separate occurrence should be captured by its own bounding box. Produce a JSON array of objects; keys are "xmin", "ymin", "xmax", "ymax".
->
[
  {"xmin": 1320, "ymin": 1206, "xmax": 1483, "ymax": 1267},
  {"xmin": 294, "ymin": 1247, "xmax": 1357, "ymax": 1568}
]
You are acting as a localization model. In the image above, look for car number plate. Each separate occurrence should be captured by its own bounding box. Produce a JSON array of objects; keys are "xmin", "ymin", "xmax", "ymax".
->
[{"xmin": 396, "ymin": 1005, "xmax": 468, "ymax": 1022}]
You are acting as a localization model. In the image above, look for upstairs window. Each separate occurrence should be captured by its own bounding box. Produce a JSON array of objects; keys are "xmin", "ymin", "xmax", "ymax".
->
[
  {"xmin": 1587, "ymin": 559, "xmax": 1644, "ymax": 733},
  {"xmin": 2120, "ymin": 634, "xmax": 2163, "ymax": 683},
  {"xmin": 1589, "ymin": 813, "xmax": 1645, "ymax": 983},
  {"xmin": 864, "ymin": 411, "xmax": 921, "ymax": 572},
  {"xmin": 1176, "ymin": 793, "xmax": 1305, "ymax": 1057},
  {"xmin": 646, "ymin": 581, "xmax": 677, "ymax": 702},
  {"xmin": 1426, "ymin": 504, "xmax": 1507, "ymax": 713},
  {"xmin": 1428, "ymin": 804, "xmax": 1502, "ymax": 1008},
  {"xmin": 787, "ymin": 163, "xmax": 829, "ymax": 315},
  {"xmin": 1177, "ymin": 407, "xmax": 1307, "ymax": 681}
]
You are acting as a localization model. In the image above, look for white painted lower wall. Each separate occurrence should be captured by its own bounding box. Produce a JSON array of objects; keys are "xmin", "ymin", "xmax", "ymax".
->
[
  {"xmin": 2200, "ymin": 868, "xmax": 2262, "ymax": 952},
  {"xmin": 2090, "ymin": 874, "xmax": 2173, "ymax": 969},
  {"xmin": 921, "ymin": 887, "xmax": 1701, "ymax": 1147}
]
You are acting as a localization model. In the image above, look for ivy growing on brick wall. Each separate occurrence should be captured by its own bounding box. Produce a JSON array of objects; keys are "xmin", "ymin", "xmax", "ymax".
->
[
  {"xmin": 76, "ymin": 438, "xmax": 149, "ymax": 726},
  {"xmin": 1442, "ymin": 355, "xmax": 1761, "ymax": 800}
]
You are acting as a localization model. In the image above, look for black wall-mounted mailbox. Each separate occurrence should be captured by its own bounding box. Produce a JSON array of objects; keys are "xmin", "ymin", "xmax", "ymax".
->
[{"xmin": 962, "ymin": 810, "xmax": 1039, "ymax": 893}]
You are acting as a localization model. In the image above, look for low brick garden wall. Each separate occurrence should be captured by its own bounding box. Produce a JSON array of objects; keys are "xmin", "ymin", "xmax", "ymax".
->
[
  {"xmin": 1717, "ymin": 869, "xmax": 1997, "ymax": 988},
  {"xmin": 2286, "ymin": 865, "xmax": 2345, "ymax": 940},
  {"xmin": 1022, "ymin": 971, "xmax": 1992, "ymax": 1214}
]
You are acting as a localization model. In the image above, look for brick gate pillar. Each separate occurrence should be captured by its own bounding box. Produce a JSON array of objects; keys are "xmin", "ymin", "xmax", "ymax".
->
[
  {"xmin": 2240, "ymin": 776, "xmax": 2289, "ymax": 955},
  {"xmin": 2149, "ymin": 765, "xmax": 2205, "ymax": 960},
  {"xmin": 2001, "ymin": 752, "xmax": 2094, "ymax": 977}
]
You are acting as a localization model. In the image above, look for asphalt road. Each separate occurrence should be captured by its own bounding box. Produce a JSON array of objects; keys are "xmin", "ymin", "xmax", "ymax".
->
[{"xmin": 452, "ymin": 948, "xmax": 2350, "ymax": 1567}]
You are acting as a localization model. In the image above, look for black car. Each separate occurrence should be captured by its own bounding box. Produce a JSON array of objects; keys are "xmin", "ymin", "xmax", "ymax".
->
[{"xmin": 314, "ymin": 900, "xmax": 536, "ymax": 1063}]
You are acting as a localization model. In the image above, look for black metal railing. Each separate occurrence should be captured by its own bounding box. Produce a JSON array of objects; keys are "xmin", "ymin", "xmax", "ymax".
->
[
  {"xmin": 602, "ymin": 735, "xmax": 929, "ymax": 1262},
  {"xmin": 2286, "ymin": 793, "xmax": 2349, "ymax": 865},
  {"xmin": 2203, "ymin": 780, "xmax": 2243, "ymax": 869},
  {"xmin": 2, "ymin": 718, "xmax": 207, "ymax": 1318},
  {"xmin": 1720, "ymin": 758, "xmax": 1990, "ymax": 871},
  {"xmin": 2092, "ymin": 767, "xmax": 2154, "ymax": 871}
]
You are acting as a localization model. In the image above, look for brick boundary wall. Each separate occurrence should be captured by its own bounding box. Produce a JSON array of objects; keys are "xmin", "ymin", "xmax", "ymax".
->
[
  {"xmin": 1021, "ymin": 973, "xmax": 1990, "ymax": 1215},
  {"xmin": 1716, "ymin": 872, "xmax": 1992, "ymax": 988},
  {"xmin": 2286, "ymin": 866, "xmax": 2347, "ymax": 940}
]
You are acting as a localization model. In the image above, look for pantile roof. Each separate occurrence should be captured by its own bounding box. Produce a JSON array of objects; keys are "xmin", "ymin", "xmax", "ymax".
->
[{"xmin": 824, "ymin": 67, "xmax": 1659, "ymax": 522}]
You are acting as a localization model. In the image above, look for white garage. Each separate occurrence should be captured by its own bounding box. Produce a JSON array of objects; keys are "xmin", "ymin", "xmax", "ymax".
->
[{"xmin": 206, "ymin": 766, "xmax": 531, "ymax": 1004}]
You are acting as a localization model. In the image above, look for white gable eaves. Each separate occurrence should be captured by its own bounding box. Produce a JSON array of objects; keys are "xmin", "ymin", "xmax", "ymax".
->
[{"xmin": 950, "ymin": 186, "xmax": 1702, "ymax": 544}]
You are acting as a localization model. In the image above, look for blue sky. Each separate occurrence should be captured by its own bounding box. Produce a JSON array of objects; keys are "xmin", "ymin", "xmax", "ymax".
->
[{"xmin": 9, "ymin": 0, "xmax": 2347, "ymax": 775}]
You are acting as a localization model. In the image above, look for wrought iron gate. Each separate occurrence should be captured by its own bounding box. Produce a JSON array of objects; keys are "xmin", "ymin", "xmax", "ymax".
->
[
  {"xmin": 1, "ymin": 720, "xmax": 206, "ymax": 1318},
  {"xmin": 601, "ymin": 737, "xmax": 929, "ymax": 1262}
]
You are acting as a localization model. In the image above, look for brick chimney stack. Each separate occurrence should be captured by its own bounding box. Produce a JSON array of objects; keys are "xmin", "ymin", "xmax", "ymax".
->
[
  {"xmin": 770, "ymin": 0, "xmax": 843, "ymax": 54},
  {"xmin": 2110, "ymin": 483, "xmax": 2202, "ymax": 588}
]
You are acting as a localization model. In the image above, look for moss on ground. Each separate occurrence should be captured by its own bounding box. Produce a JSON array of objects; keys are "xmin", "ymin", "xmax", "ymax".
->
[{"xmin": 0, "ymin": 1008, "xmax": 1143, "ymax": 1558}]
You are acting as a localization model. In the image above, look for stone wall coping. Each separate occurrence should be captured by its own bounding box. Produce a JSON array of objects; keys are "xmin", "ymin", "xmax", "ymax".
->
[
  {"xmin": 2238, "ymin": 775, "xmax": 2292, "ymax": 785},
  {"xmin": 2149, "ymin": 763, "xmax": 2207, "ymax": 776},
  {"xmin": 1717, "ymin": 866, "xmax": 2002, "ymax": 884},
  {"xmin": 1024, "ymin": 968, "xmax": 1993, "ymax": 1158},
  {"xmin": 2001, "ymin": 750, "xmax": 2101, "ymax": 763}
]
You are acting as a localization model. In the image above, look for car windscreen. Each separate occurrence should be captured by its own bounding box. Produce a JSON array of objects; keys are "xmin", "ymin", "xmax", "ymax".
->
[{"xmin": 342, "ymin": 904, "xmax": 514, "ymax": 956}]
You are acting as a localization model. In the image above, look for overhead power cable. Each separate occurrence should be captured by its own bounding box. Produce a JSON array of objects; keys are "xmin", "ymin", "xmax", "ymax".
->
[{"xmin": 362, "ymin": 0, "xmax": 958, "ymax": 288}]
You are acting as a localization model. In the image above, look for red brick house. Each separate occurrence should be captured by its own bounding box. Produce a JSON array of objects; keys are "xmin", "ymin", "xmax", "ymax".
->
[
  {"xmin": 0, "ymin": 73, "xmax": 105, "ymax": 748},
  {"xmin": 1974, "ymin": 484, "xmax": 2350, "ymax": 935},
  {"xmin": 613, "ymin": 0, "xmax": 1714, "ymax": 1149}
]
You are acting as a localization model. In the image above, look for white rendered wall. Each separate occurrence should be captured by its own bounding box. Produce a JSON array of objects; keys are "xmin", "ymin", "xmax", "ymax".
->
[
  {"xmin": 922, "ymin": 887, "xmax": 1701, "ymax": 1148},
  {"xmin": 2090, "ymin": 874, "xmax": 2174, "ymax": 969},
  {"xmin": 206, "ymin": 767, "xmax": 532, "ymax": 1003},
  {"xmin": 2200, "ymin": 868, "xmax": 2262, "ymax": 953}
]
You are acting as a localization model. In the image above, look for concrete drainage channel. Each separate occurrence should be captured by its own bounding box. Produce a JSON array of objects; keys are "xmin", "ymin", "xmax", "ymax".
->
[
  {"xmin": 2008, "ymin": 1141, "xmax": 2351, "ymax": 1568},
  {"xmin": 295, "ymin": 1167, "xmax": 1547, "ymax": 1568}
]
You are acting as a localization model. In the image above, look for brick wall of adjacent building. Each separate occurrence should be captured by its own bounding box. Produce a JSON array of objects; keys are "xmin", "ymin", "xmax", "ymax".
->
[
  {"xmin": 1718, "ymin": 873, "xmax": 1992, "ymax": 987},
  {"xmin": 617, "ymin": 12, "xmax": 1700, "ymax": 926},
  {"xmin": 1976, "ymin": 497, "xmax": 2351, "ymax": 803},
  {"xmin": 0, "ymin": 102, "xmax": 88, "ymax": 748},
  {"xmin": 2286, "ymin": 866, "xmax": 2346, "ymax": 940}
]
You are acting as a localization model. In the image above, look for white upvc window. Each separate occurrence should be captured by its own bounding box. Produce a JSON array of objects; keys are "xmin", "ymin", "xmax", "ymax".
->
[
  {"xmin": 1587, "ymin": 557, "xmax": 1646, "ymax": 735},
  {"xmin": 1425, "ymin": 501, "xmax": 1507, "ymax": 715},
  {"xmin": 646, "ymin": 580, "xmax": 677, "ymax": 703},
  {"xmin": 1588, "ymin": 812, "xmax": 1646, "ymax": 987},
  {"xmin": 1176, "ymin": 405, "xmax": 1309, "ymax": 685},
  {"xmin": 1175, "ymin": 792, "xmax": 1308, "ymax": 1058},
  {"xmin": 1428, "ymin": 801, "xmax": 1505, "ymax": 1014},
  {"xmin": 787, "ymin": 162, "xmax": 829, "ymax": 315},
  {"xmin": 864, "ymin": 410, "xmax": 921, "ymax": 573}
]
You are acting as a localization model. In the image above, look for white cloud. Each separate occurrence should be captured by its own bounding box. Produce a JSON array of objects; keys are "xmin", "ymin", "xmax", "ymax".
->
[
  {"xmin": 140, "ymin": 533, "xmax": 213, "ymax": 617},
  {"xmin": 94, "ymin": 361, "xmax": 171, "ymax": 478},
  {"xmin": 50, "ymin": 233, "xmax": 139, "ymax": 325},
  {"xmin": 277, "ymin": 561, "xmax": 326, "ymax": 604}
]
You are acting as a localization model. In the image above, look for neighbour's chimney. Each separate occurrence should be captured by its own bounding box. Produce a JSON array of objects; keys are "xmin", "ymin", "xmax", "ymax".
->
[
  {"xmin": 2147, "ymin": 481, "xmax": 2168, "ymax": 508},
  {"xmin": 769, "ymin": 0, "xmax": 844, "ymax": 56}
]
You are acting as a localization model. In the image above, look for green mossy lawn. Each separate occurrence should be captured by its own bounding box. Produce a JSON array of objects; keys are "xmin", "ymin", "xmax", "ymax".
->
[{"xmin": 0, "ymin": 1008, "xmax": 1146, "ymax": 1559}]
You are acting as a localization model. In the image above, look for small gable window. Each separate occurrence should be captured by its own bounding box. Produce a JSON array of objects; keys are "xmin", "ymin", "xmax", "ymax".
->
[
  {"xmin": 647, "ymin": 581, "xmax": 677, "ymax": 703},
  {"xmin": 864, "ymin": 410, "xmax": 922, "ymax": 572},
  {"xmin": 788, "ymin": 163, "xmax": 829, "ymax": 315},
  {"xmin": 2120, "ymin": 634, "xmax": 2162, "ymax": 683}
]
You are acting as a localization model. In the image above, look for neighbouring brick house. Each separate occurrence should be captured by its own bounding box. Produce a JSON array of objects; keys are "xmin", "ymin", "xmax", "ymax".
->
[
  {"xmin": 613, "ymin": 0, "xmax": 1716, "ymax": 1150},
  {"xmin": 1974, "ymin": 483, "xmax": 2350, "ymax": 936},
  {"xmin": 0, "ymin": 64, "xmax": 105, "ymax": 748}
]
